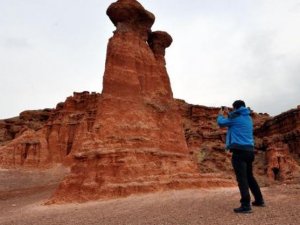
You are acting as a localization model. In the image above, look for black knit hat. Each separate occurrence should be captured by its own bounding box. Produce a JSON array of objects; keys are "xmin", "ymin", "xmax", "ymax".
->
[{"xmin": 232, "ymin": 100, "xmax": 246, "ymax": 109}]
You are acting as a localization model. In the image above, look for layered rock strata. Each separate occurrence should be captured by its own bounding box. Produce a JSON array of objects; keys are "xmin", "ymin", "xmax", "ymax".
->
[
  {"xmin": 0, "ymin": 109, "xmax": 53, "ymax": 145},
  {"xmin": 47, "ymin": 0, "xmax": 234, "ymax": 203},
  {"xmin": 0, "ymin": 0, "xmax": 298, "ymax": 203},
  {"xmin": 255, "ymin": 106, "xmax": 300, "ymax": 181},
  {"xmin": 0, "ymin": 92, "xmax": 100, "ymax": 168}
]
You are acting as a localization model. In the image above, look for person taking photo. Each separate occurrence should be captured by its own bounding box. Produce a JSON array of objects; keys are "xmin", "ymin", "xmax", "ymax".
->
[{"xmin": 217, "ymin": 100, "xmax": 265, "ymax": 213}]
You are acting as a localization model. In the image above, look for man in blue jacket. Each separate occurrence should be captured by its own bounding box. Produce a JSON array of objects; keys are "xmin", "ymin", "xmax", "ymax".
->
[{"xmin": 217, "ymin": 100, "xmax": 264, "ymax": 213}]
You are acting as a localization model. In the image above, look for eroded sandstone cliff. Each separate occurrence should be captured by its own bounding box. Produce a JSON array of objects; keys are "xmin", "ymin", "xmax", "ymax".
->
[
  {"xmin": 255, "ymin": 106, "xmax": 300, "ymax": 182},
  {"xmin": 0, "ymin": 91, "xmax": 100, "ymax": 168},
  {"xmin": 0, "ymin": 0, "xmax": 299, "ymax": 204},
  {"xmin": 47, "ymin": 0, "xmax": 234, "ymax": 203}
]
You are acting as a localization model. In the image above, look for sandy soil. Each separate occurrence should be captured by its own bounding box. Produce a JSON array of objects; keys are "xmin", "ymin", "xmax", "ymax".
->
[{"xmin": 0, "ymin": 182, "xmax": 299, "ymax": 225}]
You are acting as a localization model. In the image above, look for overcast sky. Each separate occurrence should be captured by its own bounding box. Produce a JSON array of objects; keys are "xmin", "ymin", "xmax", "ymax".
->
[{"xmin": 1, "ymin": 0, "xmax": 299, "ymax": 119}]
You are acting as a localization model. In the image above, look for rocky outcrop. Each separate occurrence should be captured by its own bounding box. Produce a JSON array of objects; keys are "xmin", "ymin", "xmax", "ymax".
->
[
  {"xmin": 46, "ymin": 0, "xmax": 234, "ymax": 203},
  {"xmin": 103, "ymin": 0, "xmax": 172, "ymax": 99},
  {"xmin": 255, "ymin": 107, "xmax": 300, "ymax": 155},
  {"xmin": 0, "ymin": 0, "xmax": 299, "ymax": 204},
  {"xmin": 255, "ymin": 106, "xmax": 300, "ymax": 182},
  {"xmin": 264, "ymin": 143, "xmax": 298, "ymax": 181},
  {"xmin": 0, "ymin": 109, "xmax": 53, "ymax": 145},
  {"xmin": 0, "ymin": 92, "xmax": 100, "ymax": 168}
]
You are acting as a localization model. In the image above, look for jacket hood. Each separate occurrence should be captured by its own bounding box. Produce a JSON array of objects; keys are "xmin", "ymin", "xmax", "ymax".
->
[{"xmin": 230, "ymin": 106, "xmax": 250, "ymax": 116}]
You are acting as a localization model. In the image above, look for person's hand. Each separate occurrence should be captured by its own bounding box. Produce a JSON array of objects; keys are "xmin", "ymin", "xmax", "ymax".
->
[
  {"xmin": 219, "ymin": 106, "xmax": 228, "ymax": 116},
  {"xmin": 218, "ymin": 108, "xmax": 224, "ymax": 116}
]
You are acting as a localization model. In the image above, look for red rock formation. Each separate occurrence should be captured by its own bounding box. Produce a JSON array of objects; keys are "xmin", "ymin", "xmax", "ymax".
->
[
  {"xmin": 255, "ymin": 107, "xmax": 300, "ymax": 155},
  {"xmin": 176, "ymin": 100, "xmax": 231, "ymax": 173},
  {"xmin": 0, "ymin": 0, "xmax": 298, "ymax": 204},
  {"xmin": 103, "ymin": 0, "xmax": 172, "ymax": 99},
  {"xmin": 47, "ymin": 0, "xmax": 234, "ymax": 203},
  {"xmin": 265, "ymin": 143, "xmax": 299, "ymax": 181},
  {"xmin": 0, "ymin": 109, "xmax": 53, "ymax": 145},
  {"xmin": 255, "ymin": 106, "xmax": 300, "ymax": 182},
  {"xmin": 0, "ymin": 92, "xmax": 100, "ymax": 168}
]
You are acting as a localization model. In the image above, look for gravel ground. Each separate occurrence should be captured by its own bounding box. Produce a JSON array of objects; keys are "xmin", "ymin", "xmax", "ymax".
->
[{"xmin": 0, "ymin": 184, "xmax": 299, "ymax": 225}]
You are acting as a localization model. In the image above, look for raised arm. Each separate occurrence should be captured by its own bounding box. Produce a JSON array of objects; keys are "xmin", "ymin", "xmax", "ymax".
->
[{"xmin": 217, "ymin": 115, "xmax": 234, "ymax": 127}]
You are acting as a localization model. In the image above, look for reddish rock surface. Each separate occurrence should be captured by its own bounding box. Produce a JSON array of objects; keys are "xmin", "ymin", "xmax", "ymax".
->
[
  {"xmin": 0, "ymin": 109, "xmax": 53, "ymax": 145},
  {"xmin": 47, "ymin": 0, "xmax": 234, "ymax": 203},
  {"xmin": 0, "ymin": 0, "xmax": 299, "ymax": 204},
  {"xmin": 0, "ymin": 92, "xmax": 100, "ymax": 168},
  {"xmin": 255, "ymin": 106, "xmax": 300, "ymax": 182}
]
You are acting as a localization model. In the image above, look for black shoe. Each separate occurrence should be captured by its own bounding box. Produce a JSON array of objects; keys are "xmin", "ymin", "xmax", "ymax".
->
[
  {"xmin": 233, "ymin": 206, "xmax": 252, "ymax": 213},
  {"xmin": 252, "ymin": 201, "xmax": 265, "ymax": 207}
]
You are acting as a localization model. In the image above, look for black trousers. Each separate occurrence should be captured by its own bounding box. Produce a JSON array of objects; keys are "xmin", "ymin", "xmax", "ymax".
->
[{"xmin": 231, "ymin": 149, "xmax": 264, "ymax": 207}]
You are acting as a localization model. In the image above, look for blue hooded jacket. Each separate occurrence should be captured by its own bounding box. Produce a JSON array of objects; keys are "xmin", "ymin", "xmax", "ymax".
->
[{"xmin": 217, "ymin": 107, "xmax": 254, "ymax": 151}]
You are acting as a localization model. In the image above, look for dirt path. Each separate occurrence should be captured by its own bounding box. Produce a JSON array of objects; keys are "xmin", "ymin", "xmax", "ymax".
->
[{"xmin": 0, "ymin": 184, "xmax": 299, "ymax": 225}]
